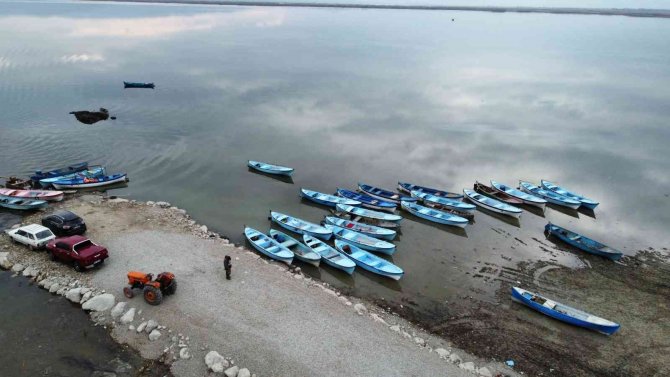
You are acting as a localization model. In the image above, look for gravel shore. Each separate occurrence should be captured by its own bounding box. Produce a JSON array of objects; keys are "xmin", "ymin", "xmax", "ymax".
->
[{"xmin": 0, "ymin": 194, "xmax": 515, "ymax": 377}]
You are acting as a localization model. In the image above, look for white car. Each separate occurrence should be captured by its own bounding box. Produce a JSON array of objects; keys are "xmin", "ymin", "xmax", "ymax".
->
[{"xmin": 6, "ymin": 224, "xmax": 56, "ymax": 250}]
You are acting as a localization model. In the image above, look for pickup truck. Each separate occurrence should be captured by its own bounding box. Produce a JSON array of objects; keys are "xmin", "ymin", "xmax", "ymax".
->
[{"xmin": 46, "ymin": 235, "xmax": 109, "ymax": 272}]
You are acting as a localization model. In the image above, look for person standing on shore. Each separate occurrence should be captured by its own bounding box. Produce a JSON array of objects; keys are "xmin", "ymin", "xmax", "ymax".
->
[{"xmin": 224, "ymin": 255, "xmax": 232, "ymax": 280}]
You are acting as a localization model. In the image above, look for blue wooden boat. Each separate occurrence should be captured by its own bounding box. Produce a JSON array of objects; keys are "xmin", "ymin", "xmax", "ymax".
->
[
  {"xmin": 324, "ymin": 216, "xmax": 396, "ymax": 241},
  {"xmin": 303, "ymin": 234, "xmax": 355, "ymax": 274},
  {"xmin": 248, "ymin": 160, "xmax": 294, "ymax": 176},
  {"xmin": 124, "ymin": 81, "xmax": 155, "ymax": 89},
  {"xmin": 401, "ymin": 201, "xmax": 469, "ymax": 228},
  {"xmin": 270, "ymin": 211, "xmax": 332, "ymax": 240},
  {"xmin": 0, "ymin": 197, "xmax": 48, "ymax": 210},
  {"xmin": 336, "ymin": 188, "xmax": 396, "ymax": 212},
  {"xmin": 490, "ymin": 180, "xmax": 546, "ymax": 209},
  {"xmin": 30, "ymin": 162, "xmax": 88, "ymax": 183},
  {"xmin": 244, "ymin": 227, "xmax": 293, "ymax": 265},
  {"xmin": 324, "ymin": 224, "xmax": 396, "ymax": 255},
  {"xmin": 51, "ymin": 173, "xmax": 128, "ymax": 189},
  {"xmin": 336, "ymin": 204, "xmax": 402, "ymax": 223},
  {"xmin": 39, "ymin": 166, "xmax": 106, "ymax": 188},
  {"xmin": 397, "ymin": 182, "xmax": 463, "ymax": 199},
  {"xmin": 358, "ymin": 183, "xmax": 417, "ymax": 204},
  {"xmin": 518, "ymin": 181, "xmax": 581, "ymax": 210},
  {"xmin": 511, "ymin": 287, "xmax": 620, "ymax": 335},
  {"xmin": 410, "ymin": 190, "xmax": 475, "ymax": 213},
  {"xmin": 269, "ymin": 229, "xmax": 321, "ymax": 267},
  {"xmin": 334, "ymin": 240, "xmax": 404, "ymax": 280},
  {"xmin": 541, "ymin": 180, "xmax": 599, "ymax": 210},
  {"xmin": 545, "ymin": 223, "xmax": 622, "ymax": 261},
  {"xmin": 463, "ymin": 189, "xmax": 522, "ymax": 218},
  {"xmin": 300, "ymin": 188, "xmax": 360, "ymax": 208}
]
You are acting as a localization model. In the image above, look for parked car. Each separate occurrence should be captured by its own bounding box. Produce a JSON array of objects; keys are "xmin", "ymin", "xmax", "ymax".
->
[
  {"xmin": 46, "ymin": 235, "xmax": 108, "ymax": 271},
  {"xmin": 6, "ymin": 224, "xmax": 56, "ymax": 250},
  {"xmin": 41, "ymin": 210, "xmax": 87, "ymax": 236}
]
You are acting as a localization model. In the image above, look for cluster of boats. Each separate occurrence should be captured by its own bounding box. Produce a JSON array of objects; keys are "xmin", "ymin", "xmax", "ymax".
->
[
  {"xmin": 0, "ymin": 162, "xmax": 128, "ymax": 210},
  {"xmin": 246, "ymin": 160, "xmax": 622, "ymax": 335}
]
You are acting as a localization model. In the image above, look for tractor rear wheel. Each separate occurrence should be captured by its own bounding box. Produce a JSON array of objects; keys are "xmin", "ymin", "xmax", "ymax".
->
[
  {"xmin": 123, "ymin": 287, "xmax": 134, "ymax": 298},
  {"xmin": 143, "ymin": 286, "xmax": 163, "ymax": 305},
  {"xmin": 166, "ymin": 280, "xmax": 177, "ymax": 295}
]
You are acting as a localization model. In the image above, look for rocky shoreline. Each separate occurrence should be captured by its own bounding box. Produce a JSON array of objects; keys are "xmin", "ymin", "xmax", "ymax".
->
[{"xmin": 0, "ymin": 194, "xmax": 514, "ymax": 377}]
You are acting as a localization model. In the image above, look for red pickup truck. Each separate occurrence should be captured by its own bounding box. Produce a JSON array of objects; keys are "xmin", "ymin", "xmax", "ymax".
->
[{"xmin": 46, "ymin": 235, "xmax": 109, "ymax": 272}]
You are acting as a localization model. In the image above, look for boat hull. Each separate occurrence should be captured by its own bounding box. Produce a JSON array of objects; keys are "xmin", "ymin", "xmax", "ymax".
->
[
  {"xmin": 0, "ymin": 197, "xmax": 48, "ymax": 210},
  {"xmin": 300, "ymin": 189, "xmax": 360, "ymax": 208},
  {"xmin": 401, "ymin": 201, "xmax": 468, "ymax": 228},
  {"xmin": 397, "ymin": 182, "xmax": 463, "ymax": 199},
  {"xmin": 335, "ymin": 240, "xmax": 403, "ymax": 280},
  {"xmin": 358, "ymin": 183, "xmax": 417, "ymax": 204},
  {"xmin": 411, "ymin": 190, "xmax": 475, "ymax": 213},
  {"xmin": 490, "ymin": 180, "xmax": 547, "ymax": 209},
  {"xmin": 519, "ymin": 182, "xmax": 580, "ymax": 210},
  {"xmin": 30, "ymin": 162, "xmax": 89, "ymax": 183},
  {"xmin": 303, "ymin": 235, "xmax": 355, "ymax": 274},
  {"xmin": 540, "ymin": 180, "xmax": 599, "ymax": 209},
  {"xmin": 336, "ymin": 204, "xmax": 402, "ymax": 223},
  {"xmin": 326, "ymin": 225, "xmax": 396, "ymax": 255},
  {"xmin": 245, "ymin": 227, "xmax": 293, "ymax": 265},
  {"xmin": 248, "ymin": 160, "xmax": 293, "ymax": 176},
  {"xmin": 269, "ymin": 230, "xmax": 321, "ymax": 267},
  {"xmin": 511, "ymin": 287, "xmax": 620, "ymax": 335},
  {"xmin": 336, "ymin": 188, "xmax": 396, "ymax": 212},
  {"xmin": 474, "ymin": 182, "xmax": 523, "ymax": 205},
  {"xmin": 545, "ymin": 223, "xmax": 622, "ymax": 261},
  {"xmin": 0, "ymin": 189, "xmax": 63, "ymax": 202},
  {"xmin": 324, "ymin": 216, "xmax": 396, "ymax": 241},
  {"xmin": 271, "ymin": 212, "xmax": 332, "ymax": 240},
  {"xmin": 52, "ymin": 174, "xmax": 128, "ymax": 189},
  {"xmin": 463, "ymin": 189, "xmax": 522, "ymax": 219}
]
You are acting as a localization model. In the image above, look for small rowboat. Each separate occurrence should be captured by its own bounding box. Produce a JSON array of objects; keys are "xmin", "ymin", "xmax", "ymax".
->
[
  {"xmin": 39, "ymin": 166, "xmax": 105, "ymax": 188},
  {"xmin": 490, "ymin": 180, "xmax": 546, "ymax": 209},
  {"xmin": 0, "ymin": 188, "xmax": 63, "ymax": 202},
  {"xmin": 401, "ymin": 201, "xmax": 469, "ymax": 228},
  {"xmin": 398, "ymin": 182, "xmax": 463, "ymax": 199},
  {"xmin": 324, "ymin": 224, "xmax": 396, "ymax": 255},
  {"xmin": 336, "ymin": 204, "xmax": 402, "ymax": 223},
  {"xmin": 300, "ymin": 188, "xmax": 360, "ymax": 208},
  {"xmin": 270, "ymin": 211, "xmax": 332, "ymax": 240},
  {"xmin": 541, "ymin": 180, "xmax": 599, "ymax": 210},
  {"xmin": 269, "ymin": 229, "xmax": 321, "ymax": 267},
  {"xmin": 51, "ymin": 174, "xmax": 128, "ymax": 189},
  {"xmin": 334, "ymin": 240, "xmax": 403, "ymax": 280},
  {"xmin": 124, "ymin": 81, "xmax": 155, "ymax": 89},
  {"xmin": 336, "ymin": 188, "xmax": 396, "ymax": 212},
  {"xmin": 511, "ymin": 287, "xmax": 620, "ymax": 335},
  {"xmin": 324, "ymin": 216, "xmax": 396, "ymax": 241},
  {"xmin": 248, "ymin": 160, "xmax": 294, "ymax": 176},
  {"xmin": 545, "ymin": 223, "xmax": 622, "ymax": 261},
  {"xmin": 30, "ymin": 162, "xmax": 88, "ymax": 183},
  {"xmin": 303, "ymin": 234, "xmax": 355, "ymax": 274},
  {"xmin": 474, "ymin": 181, "xmax": 523, "ymax": 205},
  {"xmin": 518, "ymin": 181, "xmax": 580, "ymax": 210},
  {"xmin": 463, "ymin": 189, "xmax": 522, "ymax": 218},
  {"xmin": 0, "ymin": 197, "xmax": 48, "ymax": 210},
  {"xmin": 358, "ymin": 183, "xmax": 417, "ymax": 204},
  {"xmin": 410, "ymin": 190, "xmax": 475, "ymax": 213},
  {"xmin": 244, "ymin": 227, "xmax": 293, "ymax": 265}
]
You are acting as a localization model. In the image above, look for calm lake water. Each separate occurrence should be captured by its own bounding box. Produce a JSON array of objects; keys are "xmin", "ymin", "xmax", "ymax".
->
[{"xmin": 1, "ymin": 0, "xmax": 669, "ymax": 322}]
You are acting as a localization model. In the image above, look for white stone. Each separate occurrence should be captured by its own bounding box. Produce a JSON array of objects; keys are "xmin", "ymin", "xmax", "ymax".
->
[
  {"xmin": 136, "ymin": 321, "xmax": 147, "ymax": 333},
  {"xmin": 449, "ymin": 353, "xmax": 462, "ymax": 364},
  {"xmin": 82, "ymin": 293, "xmax": 115, "ymax": 312},
  {"xmin": 11, "ymin": 263, "xmax": 24, "ymax": 272},
  {"xmin": 111, "ymin": 302, "xmax": 127, "ymax": 318},
  {"xmin": 478, "ymin": 367, "xmax": 493, "ymax": 377},
  {"xmin": 435, "ymin": 348, "xmax": 450, "ymax": 359},
  {"xmin": 0, "ymin": 252, "xmax": 13, "ymax": 270},
  {"xmin": 237, "ymin": 368, "xmax": 251, "ymax": 377},
  {"xmin": 81, "ymin": 291, "xmax": 93, "ymax": 303},
  {"xmin": 109, "ymin": 198, "xmax": 129, "ymax": 203},
  {"xmin": 57, "ymin": 287, "xmax": 68, "ymax": 296},
  {"xmin": 145, "ymin": 319, "xmax": 158, "ymax": 333},
  {"xmin": 401, "ymin": 331, "xmax": 412, "ymax": 339},
  {"xmin": 353, "ymin": 303, "xmax": 368, "ymax": 315},
  {"xmin": 49, "ymin": 283, "xmax": 61, "ymax": 293},
  {"xmin": 369, "ymin": 313, "xmax": 387, "ymax": 325},
  {"xmin": 65, "ymin": 288, "xmax": 83, "ymax": 303},
  {"xmin": 224, "ymin": 365, "xmax": 239, "ymax": 377},
  {"xmin": 414, "ymin": 337, "xmax": 426, "ymax": 347},
  {"xmin": 129, "ymin": 325, "xmax": 135, "ymax": 331},
  {"xmin": 389, "ymin": 325, "xmax": 401, "ymax": 333},
  {"xmin": 38, "ymin": 277, "xmax": 54, "ymax": 288},
  {"xmin": 459, "ymin": 362, "xmax": 476, "ymax": 372},
  {"xmin": 179, "ymin": 347, "xmax": 191, "ymax": 359},
  {"xmin": 148, "ymin": 330, "xmax": 161, "ymax": 341},
  {"xmin": 120, "ymin": 308, "xmax": 136, "ymax": 324},
  {"xmin": 205, "ymin": 351, "xmax": 229, "ymax": 373},
  {"xmin": 200, "ymin": 225, "xmax": 208, "ymax": 233},
  {"xmin": 155, "ymin": 201, "xmax": 171, "ymax": 208},
  {"xmin": 146, "ymin": 201, "xmax": 155, "ymax": 206}
]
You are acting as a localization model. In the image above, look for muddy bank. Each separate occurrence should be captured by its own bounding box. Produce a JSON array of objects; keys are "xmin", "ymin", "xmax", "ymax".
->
[
  {"xmin": 0, "ymin": 194, "xmax": 515, "ymax": 377},
  {"xmin": 380, "ymin": 250, "xmax": 670, "ymax": 377}
]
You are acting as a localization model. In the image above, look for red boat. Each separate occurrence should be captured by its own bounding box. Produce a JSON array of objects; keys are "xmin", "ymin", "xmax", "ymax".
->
[
  {"xmin": 0, "ymin": 188, "xmax": 64, "ymax": 202},
  {"xmin": 473, "ymin": 181, "xmax": 523, "ymax": 205}
]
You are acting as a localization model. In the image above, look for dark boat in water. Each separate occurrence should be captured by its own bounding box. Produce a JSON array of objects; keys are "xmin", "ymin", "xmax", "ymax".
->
[
  {"xmin": 123, "ymin": 81, "xmax": 155, "ymax": 89},
  {"xmin": 30, "ymin": 162, "xmax": 89, "ymax": 184},
  {"xmin": 474, "ymin": 181, "xmax": 523, "ymax": 205}
]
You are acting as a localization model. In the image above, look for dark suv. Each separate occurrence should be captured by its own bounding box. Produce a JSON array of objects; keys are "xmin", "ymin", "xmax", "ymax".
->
[{"xmin": 41, "ymin": 210, "xmax": 87, "ymax": 236}]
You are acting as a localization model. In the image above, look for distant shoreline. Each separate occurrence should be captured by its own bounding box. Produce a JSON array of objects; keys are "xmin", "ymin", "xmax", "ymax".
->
[{"xmin": 84, "ymin": 0, "xmax": 670, "ymax": 19}]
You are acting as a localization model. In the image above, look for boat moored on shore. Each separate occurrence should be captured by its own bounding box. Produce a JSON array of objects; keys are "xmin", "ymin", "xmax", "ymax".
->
[
  {"xmin": 519, "ymin": 181, "xmax": 581, "ymax": 210},
  {"xmin": 270, "ymin": 211, "xmax": 332, "ymax": 240},
  {"xmin": 401, "ymin": 201, "xmax": 469, "ymax": 228},
  {"xmin": 303, "ymin": 234, "xmax": 355, "ymax": 274},
  {"xmin": 300, "ymin": 188, "xmax": 360, "ymax": 208},
  {"xmin": 0, "ymin": 188, "xmax": 63, "ymax": 202},
  {"xmin": 541, "ymin": 180, "xmax": 599, "ymax": 209},
  {"xmin": 336, "ymin": 204, "xmax": 402, "ymax": 223},
  {"xmin": 324, "ymin": 224, "xmax": 396, "ymax": 255},
  {"xmin": 323, "ymin": 216, "xmax": 396, "ymax": 241},
  {"xmin": 545, "ymin": 223, "xmax": 622, "ymax": 260},
  {"xmin": 244, "ymin": 227, "xmax": 293, "ymax": 265},
  {"xmin": 397, "ymin": 182, "xmax": 463, "ymax": 199},
  {"xmin": 490, "ymin": 180, "xmax": 546, "ymax": 209},
  {"xmin": 358, "ymin": 183, "xmax": 417, "ymax": 204},
  {"xmin": 463, "ymin": 189, "xmax": 522, "ymax": 218},
  {"xmin": 336, "ymin": 188, "xmax": 396, "ymax": 212},
  {"xmin": 334, "ymin": 240, "xmax": 403, "ymax": 280},
  {"xmin": 269, "ymin": 229, "xmax": 321, "ymax": 267}
]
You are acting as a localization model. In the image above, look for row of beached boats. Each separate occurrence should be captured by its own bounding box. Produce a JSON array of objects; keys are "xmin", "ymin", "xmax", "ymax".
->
[{"xmin": 0, "ymin": 162, "xmax": 129, "ymax": 210}]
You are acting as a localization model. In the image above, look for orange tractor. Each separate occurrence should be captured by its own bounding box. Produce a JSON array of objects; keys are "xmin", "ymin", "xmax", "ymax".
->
[{"xmin": 123, "ymin": 271, "xmax": 177, "ymax": 305}]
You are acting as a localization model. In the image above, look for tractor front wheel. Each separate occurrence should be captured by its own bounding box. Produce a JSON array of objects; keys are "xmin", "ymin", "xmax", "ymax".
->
[
  {"xmin": 143, "ymin": 286, "xmax": 163, "ymax": 305},
  {"xmin": 123, "ymin": 287, "xmax": 134, "ymax": 299}
]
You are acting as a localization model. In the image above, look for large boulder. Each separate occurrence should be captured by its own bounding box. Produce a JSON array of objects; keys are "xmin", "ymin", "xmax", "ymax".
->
[
  {"xmin": 82, "ymin": 293, "xmax": 115, "ymax": 312},
  {"xmin": 65, "ymin": 288, "xmax": 83, "ymax": 303},
  {"xmin": 111, "ymin": 302, "xmax": 127, "ymax": 318},
  {"xmin": 237, "ymin": 368, "xmax": 251, "ymax": 377},
  {"xmin": 11, "ymin": 263, "xmax": 25, "ymax": 273},
  {"xmin": 205, "ymin": 351, "xmax": 228, "ymax": 373},
  {"xmin": 120, "ymin": 308, "xmax": 136, "ymax": 324},
  {"xmin": 224, "ymin": 366, "xmax": 239, "ymax": 377},
  {"xmin": 0, "ymin": 252, "xmax": 12, "ymax": 270}
]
